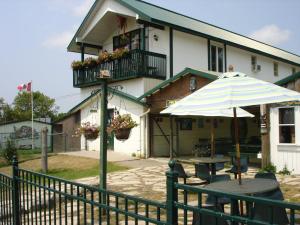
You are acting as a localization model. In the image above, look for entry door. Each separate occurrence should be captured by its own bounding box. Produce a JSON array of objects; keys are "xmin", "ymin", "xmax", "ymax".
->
[{"xmin": 107, "ymin": 109, "xmax": 114, "ymax": 150}]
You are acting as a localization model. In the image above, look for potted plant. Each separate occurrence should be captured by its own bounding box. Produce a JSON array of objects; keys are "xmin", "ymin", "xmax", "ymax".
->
[
  {"xmin": 108, "ymin": 114, "xmax": 138, "ymax": 140},
  {"xmin": 74, "ymin": 122, "xmax": 100, "ymax": 140},
  {"xmin": 71, "ymin": 60, "xmax": 84, "ymax": 70},
  {"xmin": 83, "ymin": 57, "xmax": 98, "ymax": 68}
]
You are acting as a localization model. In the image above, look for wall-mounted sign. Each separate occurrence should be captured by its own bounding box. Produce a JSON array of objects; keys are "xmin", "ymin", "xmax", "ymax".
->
[
  {"xmin": 166, "ymin": 99, "xmax": 178, "ymax": 107},
  {"xmin": 99, "ymin": 70, "xmax": 111, "ymax": 79}
]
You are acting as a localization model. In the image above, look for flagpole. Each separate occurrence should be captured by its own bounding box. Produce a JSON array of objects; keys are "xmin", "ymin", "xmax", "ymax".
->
[{"xmin": 31, "ymin": 81, "xmax": 34, "ymax": 150}]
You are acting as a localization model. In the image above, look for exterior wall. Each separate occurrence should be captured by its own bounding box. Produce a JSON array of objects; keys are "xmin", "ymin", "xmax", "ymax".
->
[
  {"xmin": 53, "ymin": 113, "xmax": 81, "ymax": 152},
  {"xmin": 173, "ymin": 30, "xmax": 208, "ymax": 75},
  {"xmin": 151, "ymin": 115, "xmax": 259, "ymax": 157},
  {"xmin": 79, "ymin": 94, "xmax": 148, "ymax": 157},
  {"xmin": 147, "ymin": 74, "xmax": 212, "ymax": 113},
  {"xmin": 80, "ymin": 0, "xmax": 136, "ymax": 40},
  {"xmin": 102, "ymin": 17, "xmax": 141, "ymax": 52},
  {"xmin": 227, "ymin": 46, "xmax": 296, "ymax": 83},
  {"xmin": 148, "ymin": 27, "xmax": 170, "ymax": 78},
  {"xmin": 0, "ymin": 121, "xmax": 52, "ymax": 149},
  {"xmin": 78, "ymin": 78, "xmax": 163, "ymax": 103},
  {"xmin": 270, "ymin": 106, "xmax": 300, "ymax": 174}
]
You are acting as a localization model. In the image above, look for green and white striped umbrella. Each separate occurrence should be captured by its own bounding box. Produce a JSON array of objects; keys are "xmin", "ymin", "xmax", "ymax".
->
[
  {"xmin": 162, "ymin": 72, "xmax": 300, "ymax": 184},
  {"xmin": 161, "ymin": 107, "xmax": 254, "ymax": 117},
  {"xmin": 161, "ymin": 72, "xmax": 300, "ymax": 114}
]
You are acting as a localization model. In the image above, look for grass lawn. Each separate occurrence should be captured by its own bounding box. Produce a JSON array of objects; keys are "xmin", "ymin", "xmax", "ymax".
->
[{"xmin": 0, "ymin": 154, "xmax": 128, "ymax": 180}]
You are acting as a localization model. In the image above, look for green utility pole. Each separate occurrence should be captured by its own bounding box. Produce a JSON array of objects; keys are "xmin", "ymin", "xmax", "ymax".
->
[{"xmin": 99, "ymin": 79, "xmax": 108, "ymax": 191}]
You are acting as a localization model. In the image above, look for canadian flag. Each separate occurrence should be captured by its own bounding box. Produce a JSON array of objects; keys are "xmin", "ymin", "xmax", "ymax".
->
[{"xmin": 17, "ymin": 82, "xmax": 32, "ymax": 92}]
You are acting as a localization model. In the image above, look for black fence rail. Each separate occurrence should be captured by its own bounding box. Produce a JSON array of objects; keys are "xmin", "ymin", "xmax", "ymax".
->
[
  {"xmin": 1, "ymin": 158, "xmax": 300, "ymax": 225},
  {"xmin": 73, "ymin": 49, "xmax": 167, "ymax": 88},
  {"xmin": 3, "ymin": 158, "xmax": 167, "ymax": 225},
  {"xmin": 0, "ymin": 173, "xmax": 13, "ymax": 224}
]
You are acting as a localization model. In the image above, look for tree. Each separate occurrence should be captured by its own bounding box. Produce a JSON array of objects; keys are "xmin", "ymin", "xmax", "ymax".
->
[
  {"xmin": 0, "ymin": 98, "xmax": 15, "ymax": 123},
  {"xmin": 13, "ymin": 91, "xmax": 58, "ymax": 121}
]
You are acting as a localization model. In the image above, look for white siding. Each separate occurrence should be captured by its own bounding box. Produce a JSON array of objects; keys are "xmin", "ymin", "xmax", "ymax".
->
[
  {"xmin": 227, "ymin": 46, "xmax": 295, "ymax": 83},
  {"xmin": 79, "ymin": 93, "xmax": 148, "ymax": 157},
  {"xmin": 270, "ymin": 106, "xmax": 300, "ymax": 174},
  {"xmin": 148, "ymin": 27, "xmax": 170, "ymax": 78},
  {"xmin": 173, "ymin": 30, "xmax": 208, "ymax": 75},
  {"xmin": 81, "ymin": 0, "xmax": 137, "ymax": 40}
]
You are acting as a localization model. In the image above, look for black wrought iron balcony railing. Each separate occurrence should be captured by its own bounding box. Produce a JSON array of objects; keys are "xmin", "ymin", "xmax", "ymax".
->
[{"xmin": 73, "ymin": 49, "xmax": 167, "ymax": 88}]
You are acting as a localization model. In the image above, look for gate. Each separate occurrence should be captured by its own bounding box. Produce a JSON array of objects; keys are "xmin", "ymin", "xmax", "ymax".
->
[{"xmin": 1, "ymin": 158, "xmax": 300, "ymax": 224}]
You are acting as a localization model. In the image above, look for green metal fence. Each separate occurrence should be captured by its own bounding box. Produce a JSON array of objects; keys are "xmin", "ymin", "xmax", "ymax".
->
[{"xmin": 1, "ymin": 158, "xmax": 300, "ymax": 225}]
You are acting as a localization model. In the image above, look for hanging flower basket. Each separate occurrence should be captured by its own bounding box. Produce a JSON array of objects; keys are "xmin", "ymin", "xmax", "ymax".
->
[
  {"xmin": 108, "ymin": 114, "xmax": 138, "ymax": 141},
  {"xmin": 74, "ymin": 122, "xmax": 100, "ymax": 140},
  {"xmin": 114, "ymin": 128, "xmax": 131, "ymax": 140},
  {"xmin": 84, "ymin": 132, "xmax": 99, "ymax": 140}
]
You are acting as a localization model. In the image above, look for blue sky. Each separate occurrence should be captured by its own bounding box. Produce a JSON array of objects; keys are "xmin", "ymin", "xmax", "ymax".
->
[{"xmin": 0, "ymin": 0, "xmax": 299, "ymax": 112}]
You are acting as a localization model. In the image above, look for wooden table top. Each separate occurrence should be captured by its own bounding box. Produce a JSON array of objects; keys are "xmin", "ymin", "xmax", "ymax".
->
[
  {"xmin": 204, "ymin": 178, "xmax": 279, "ymax": 195},
  {"xmin": 177, "ymin": 156, "xmax": 230, "ymax": 164}
]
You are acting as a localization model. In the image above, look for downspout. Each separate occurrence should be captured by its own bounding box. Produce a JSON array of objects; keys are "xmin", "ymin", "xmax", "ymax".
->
[{"xmin": 139, "ymin": 108, "xmax": 150, "ymax": 158}]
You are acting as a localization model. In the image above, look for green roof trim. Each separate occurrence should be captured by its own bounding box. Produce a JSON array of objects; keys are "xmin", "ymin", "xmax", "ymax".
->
[
  {"xmin": 117, "ymin": 0, "xmax": 300, "ymax": 66},
  {"xmin": 68, "ymin": 87, "xmax": 146, "ymax": 114},
  {"xmin": 275, "ymin": 71, "xmax": 300, "ymax": 86},
  {"xmin": 137, "ymin": 67, "xmax": 218, "ymax": 100},
  {"xmin": 109, "ymin": 87, "xmax": 147, "ymax": 106},
  {"xmin": 68, "ymin": 0, "xmax": 300, "ymax": 66}
]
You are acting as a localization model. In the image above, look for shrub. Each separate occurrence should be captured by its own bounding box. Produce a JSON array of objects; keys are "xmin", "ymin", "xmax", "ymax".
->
[
  {"xmin": 278, "ymin": 165, "xmax": 292, "ymax": 176},
  {"xmin": 1, "ymin": 139, "xmax": 18, "ymax": 165},
  {"xmin": 259, "ymin": 163, "xmax": 277, "ymax": 174}
]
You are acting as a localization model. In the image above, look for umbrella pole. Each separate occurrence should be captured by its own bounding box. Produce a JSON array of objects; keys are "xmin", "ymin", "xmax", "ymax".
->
[
  {"xmin": 210, "ymin": 119, "xmax": 215, "ymax": 158},
  {"xmin": 233, "ymin": 107, "xmax": 242, "ymax": 185}
]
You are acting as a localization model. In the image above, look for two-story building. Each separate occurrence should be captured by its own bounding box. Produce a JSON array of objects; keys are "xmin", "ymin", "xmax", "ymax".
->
[{"xmin": 67, "ymin": 0, "xmax": 300, "ymax": 165}]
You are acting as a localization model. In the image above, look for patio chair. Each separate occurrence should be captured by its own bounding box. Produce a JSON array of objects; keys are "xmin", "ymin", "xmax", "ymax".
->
[
  {"xmin": 173, "ymin": 162, "xmax": 194, "ymax": 184},
  {"xmin": 254, "ymin": 172, "xmax": 277, "ymax": 180},
  {"xmin": 225, "ymin": 157, "xmax": 248, "ymax": 179},
  {"xmin": 192, "ymin": 205, "xmax": 229, "ymax": 225},
  {"xmin": 195, "ymin": 163, "xmax": 211, "ymax": 184},
  {"xmin": 252, "ymin": 172, "xmax": 289, "ymax": 225},
  {"xmin": 215, "ymin": 154, "xmax": 225, "ymax": 171},
  {"xmin": 206, "ymin": 174, "xmax": 234, "ymax": 211}
]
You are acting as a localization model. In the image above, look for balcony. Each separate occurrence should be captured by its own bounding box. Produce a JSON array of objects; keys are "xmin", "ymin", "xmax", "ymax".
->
[{"xmin": 73, "ymin": 49, "xmax": 167, "ymax": 88}]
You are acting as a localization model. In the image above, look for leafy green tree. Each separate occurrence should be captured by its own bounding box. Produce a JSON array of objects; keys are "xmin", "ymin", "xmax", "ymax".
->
[
  {"xmin": 0, "ymin": 98, "xmax": 15, "ymax": 123},
  {"xmin": 13, "ymin": 91, "xmax": 58, "ymax": 121}
]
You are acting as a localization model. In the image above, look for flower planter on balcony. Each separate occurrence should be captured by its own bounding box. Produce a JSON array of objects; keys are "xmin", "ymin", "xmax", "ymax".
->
[{"xmin": 72, "ymin": 49, "xmax": 166, "ymax": 88}]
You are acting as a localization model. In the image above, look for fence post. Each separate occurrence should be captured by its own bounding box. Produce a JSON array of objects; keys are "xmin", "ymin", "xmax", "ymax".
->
[
  {"xmin": 12, "ymin": 156, "xmax": 20, "ymax": 225},
  {"xmin": 166, "ymin": 160, "xmax": 178, "ymax": 225},
  {"xmin": 41, "ymin": 127, "xmax": 48, "ymax": 173}
]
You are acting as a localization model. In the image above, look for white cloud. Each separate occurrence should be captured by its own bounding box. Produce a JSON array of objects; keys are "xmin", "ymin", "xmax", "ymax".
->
[
  {"xmin": 249, "ymin": 24, "xmax": 291, "ymax": 45},
  {"xmin": 42, "ymin": 31, "xmax": 74, "ymax": 48},
  {"xmin": 73, "ymin": 0, "xmax": 95, "ymax": 17}
]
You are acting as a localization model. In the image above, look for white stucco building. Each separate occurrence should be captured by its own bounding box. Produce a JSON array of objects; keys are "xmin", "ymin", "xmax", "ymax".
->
[{"xmin": 67, "ymin": 0, "xmax": 300, "ymax": 172}]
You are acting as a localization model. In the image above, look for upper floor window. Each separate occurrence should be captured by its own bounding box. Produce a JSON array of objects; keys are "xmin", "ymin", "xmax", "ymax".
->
[
  {"xmin": 113, "ymin": 29, "xmax": 141, "ymax": 50},
  {"xmin": 251, "ymin": 56, "xmax": 257, "ymax": 69},
  {"xmin": 279, "ymin": 108, "xmax": 295, "ymax": 144},
  {"xmin": 274, "ymin": 62, "xmax": 278, "ymax": 76},
  {"xmin": 292, "ymin": 67, "xmax": 296, "ymax": 74},
  {"xmin": 210, "ymin": 45, "xmax": 224, "ymax": 72}
]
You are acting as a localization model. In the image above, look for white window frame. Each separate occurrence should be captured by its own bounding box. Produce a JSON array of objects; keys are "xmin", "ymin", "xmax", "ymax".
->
[
  {"xmin": 278, "ymin": 106, "xmax": 295, "ymax": 144},
  {"xmin": 274, "ymin": 62, "xmax": 279, "ymax": 76},
  {"xmin": 210, "ymin": 42, "xmax": 224, "ymax": 72}
]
